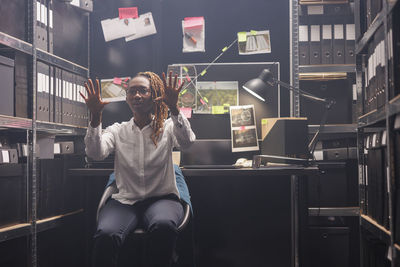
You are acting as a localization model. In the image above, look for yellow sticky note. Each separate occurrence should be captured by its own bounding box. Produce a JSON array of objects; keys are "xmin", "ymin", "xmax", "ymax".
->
[
  {"xmin": 250, "ymin": 30, "xmax": 258, "ymax": 35},
  {"xmin": 212, "ymin": 106, "xmax": 226, "ymax": 114},
  {"xmin": 180, "ymin": 89, "xmax": 188, "ymax": 95},
  {"xmin": 200, "ymin": 70, "xmax": 207, "ymax": 76},
  {"xmin": 203, "ymin": 97, "xmax": 209, "ymax": 103},
  {"xmin": 183, "ymin": 66, "xmax": 188, "ymax": 73},
  {"xmin": 237, "ymin": 32, "xmax": 247, "ymax": 42},
  {"xmin": 222, "ymin": 46, "xmax": 228, "ymax": 52},
  {"xmin": 261, "ymin": 119, "xmax": 268, "ymax": 125}
]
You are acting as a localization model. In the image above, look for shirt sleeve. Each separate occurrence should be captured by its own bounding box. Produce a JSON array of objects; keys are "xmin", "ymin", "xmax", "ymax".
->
[
  {"xmin": 84, "ymin": 123, "xmax": 116, "ymax": 160},
  {"xmin": 170, "ymin": 111, "xmax": 196, "ymax": 149}
]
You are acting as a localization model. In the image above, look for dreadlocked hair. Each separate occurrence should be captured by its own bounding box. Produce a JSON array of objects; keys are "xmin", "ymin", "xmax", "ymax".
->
[{"xmin": 135, "ymin": 71, "xmax": 168, "ymax": 146}]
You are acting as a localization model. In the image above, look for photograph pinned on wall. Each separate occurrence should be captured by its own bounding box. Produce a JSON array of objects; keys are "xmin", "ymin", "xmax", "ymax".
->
[
  {"xmin": 195, "ymin": 81, "xmax": 238, "ymax": 114},
  {"xmin": 100, "ymin": 77, "xmax": 130, "ymax": 102},
  {"xmin": 230, "ymin": 105, "xmax": 259, "ymax": 152},
  {"xmin": 237, "ymin": 30, "xmax": 271, "ymax": 55},
  {"xmin": 182, "ymin": 17, "xmax": 205, "ymax": 53}
]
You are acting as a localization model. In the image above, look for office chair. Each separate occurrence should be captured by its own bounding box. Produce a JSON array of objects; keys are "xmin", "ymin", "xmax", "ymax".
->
[{"xmin": 96, "ymin": 176, "xmax": 191, "ymax": 266}]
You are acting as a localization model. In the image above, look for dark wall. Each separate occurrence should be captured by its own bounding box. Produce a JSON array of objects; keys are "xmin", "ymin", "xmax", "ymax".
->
[{"xmin": 91, "ymin": 0, "xmax": 291, "ymax": 118}]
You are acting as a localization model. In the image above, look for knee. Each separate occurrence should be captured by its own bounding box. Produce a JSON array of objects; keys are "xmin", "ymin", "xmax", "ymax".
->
[
  {"xmin": 148, "ymin": 219, "xmax": 178, "ymax": 236},
  {"xmin": 94, "ymin": 227, "xmax": 124, "ymax": 248}
]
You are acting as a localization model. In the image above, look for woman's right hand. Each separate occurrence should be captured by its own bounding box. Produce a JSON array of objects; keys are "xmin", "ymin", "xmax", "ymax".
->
[
  {"xmin": 79, "ymin": 79, "xmax": 109, "ymax": 128},
  {"xmin": 80, "ymin": 79, "xmax": 109, "ymax": 116}
]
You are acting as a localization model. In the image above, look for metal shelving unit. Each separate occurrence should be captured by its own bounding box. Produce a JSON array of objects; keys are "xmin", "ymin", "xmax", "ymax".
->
[
  {"xmin": 356, "ymin": 0, "xmax": 400, "ymax": 266},
  {"xmin": 0, "ymin": 1, "xmax": 90, "ymax": 266}
]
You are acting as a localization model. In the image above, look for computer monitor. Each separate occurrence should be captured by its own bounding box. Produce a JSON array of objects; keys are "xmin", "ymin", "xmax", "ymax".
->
[{"xmin": 260, "ymin": 117, "xmax": 310, "ymax": 159}]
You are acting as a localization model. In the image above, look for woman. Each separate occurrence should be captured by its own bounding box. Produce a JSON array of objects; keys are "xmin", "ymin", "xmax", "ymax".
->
[{"xmin": 81, "ymin": 71, "xmax": 196, "ymax": 267}]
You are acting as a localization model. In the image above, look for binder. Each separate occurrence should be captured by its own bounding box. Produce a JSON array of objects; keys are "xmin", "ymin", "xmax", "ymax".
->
[
  {"xmin": 309, "ymin": 25, "xmax": 321, "ymax": 65},
  {"xmin": 333, "ymin": 24, "xmax": 345, "ymax": 64},
  {"xmin": 49, "ymin": 66, "xmax": 55, "ymax": 122},
  {"xmin": 48, "ymin": 0, "xmax": 53, "ymax": 53},
  {"xmin": 55, "ymin": 68, "xmax": 62, "ymax": 123},
  {"xmin": 36, "ymin": 62, "xmax": 50, "ymax": 122},
  {"xmin": 36, "ymin": 0, "xmax": 47, "ymax": 51},
  {"xmin": 345, "ymin": 24, "xmax": 355, "ymax": 64},
  {"xmin": 321, "ymin": 25, "xmax": 333, "ymax": 64},
  {"xmin": 299, "ymin": 25, "xmax": 309, "ymax": 65}
]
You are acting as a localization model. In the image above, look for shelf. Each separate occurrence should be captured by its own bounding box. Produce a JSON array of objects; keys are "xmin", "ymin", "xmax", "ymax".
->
[
  {"xmin": 0, "ymin": 115, "xmax": 32, "ymax": 131},
  {"xmin": 308, "ymin": 124, "xmax": 357, "ymax": 134},
  {"xmin": 299, "ymin": 0, "xmax": 349, "ymax": 4},
  {"xmin": 360, "ymin": 214, "xmax": 391, "ymax": 245},
  {"xmin": 308, "ymin": 207, "xmax": 359, "ymax": 216},
  {"xmin": 356, "ymin": 10, "xmax": 385, "ymax": 54},
  {"xmin": 0, "ymin": 32, "xmax": 88, "ymax": 76},
  {"xmin": 36, "ymin": 120, "xmax": 87, "ymax": 135},
  {"xmin": 36, "ymin": 48, "xmax": 88, "ymax": 77},
  {"xmin": 0, "ymin": 32, "xmax": 32, "ymax": 55},
  {"xmin": 299, "ymin": 64, "xmax": 356, "ymax": 73},
  {"xmin": 389, "ymin": 95, "xmax": 400, "ymax": 117},
  {"xmin": 358, "ymin": 108, "xmax": 386, "ymax": 127},
  {"xmin": 36, "ymin": 209, "xmax": 84, "ymax": 233},
  {"xmin": 0, "ymin": 115, "xmax": 87, "ymax": 135},
  {"xmin": 0, "ymin": 223, "xmax": 31, "ymax": 243}
]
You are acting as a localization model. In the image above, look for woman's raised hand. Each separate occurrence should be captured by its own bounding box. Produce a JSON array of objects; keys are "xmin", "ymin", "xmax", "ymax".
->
[
  {"xmin": 80, "ymin": 79, "xmax": 109, "ymax": 116},
  {"xmin": 157, "ymin": 71, "xmax": 185, "ymax": 115}
]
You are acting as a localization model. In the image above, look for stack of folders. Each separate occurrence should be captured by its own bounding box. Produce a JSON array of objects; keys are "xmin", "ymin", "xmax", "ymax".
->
[
  {"xmin": 363, "ymin": 130, "xmax": 389, "ymax": 229},
  {"xmin": 36, "ymin": 0, "xmax": 53, "ymax": 52},
  {"xmin": 363, "ymin": 25, "xmax": 386, "ymax": 114},
  {"xmin": 299, "ymin": 4, "xmax": 355, "ymax": 65},
  {"xmin": 37, "ymin": 62, "xmax": 88, "ymax": 127},
  {"xmin": 387, "ymin": 8, "xmax": 400, "ymax": 100}
]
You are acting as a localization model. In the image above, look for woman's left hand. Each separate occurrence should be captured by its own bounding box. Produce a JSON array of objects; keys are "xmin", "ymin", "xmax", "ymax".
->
[{"xmin": 156, "ymin": 71, "xmax": 185, "ymax": 115}]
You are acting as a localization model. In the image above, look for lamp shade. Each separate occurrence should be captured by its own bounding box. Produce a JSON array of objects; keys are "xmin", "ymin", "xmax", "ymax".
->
[{"xmin": 242, "ymin": 69, "xmax": 273, "ymax": 102}]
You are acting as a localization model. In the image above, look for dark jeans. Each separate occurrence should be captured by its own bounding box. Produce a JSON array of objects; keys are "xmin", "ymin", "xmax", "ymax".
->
[{"xmin": 92, "ymin": 195, "xmax": 184, "ymax": 267}]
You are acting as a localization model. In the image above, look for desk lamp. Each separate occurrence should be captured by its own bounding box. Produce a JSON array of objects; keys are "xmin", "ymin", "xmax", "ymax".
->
[{"xmin": 243, "ymin": 69, "xmax": 336, "ymax": 162}]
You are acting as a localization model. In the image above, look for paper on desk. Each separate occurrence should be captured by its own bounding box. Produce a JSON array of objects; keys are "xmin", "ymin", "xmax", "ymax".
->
[
  {"xmin": 125, "ymin": 12, "xmax": 157, "ymax": 42},
  {"xmin": 101, "ymin": 17, "xmax": 137, "ymax": 42}
]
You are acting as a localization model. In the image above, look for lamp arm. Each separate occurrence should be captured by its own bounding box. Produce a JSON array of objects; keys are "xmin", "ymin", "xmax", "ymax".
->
[{"xmin": 272, "ymin": 79, "xmax": 331, "ymax": 106}]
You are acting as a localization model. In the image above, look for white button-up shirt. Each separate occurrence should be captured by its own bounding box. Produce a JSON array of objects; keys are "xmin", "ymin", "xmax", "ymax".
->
[{"xmin": 84, "ymin": 112, "xmax": 196, "ymax": 205}]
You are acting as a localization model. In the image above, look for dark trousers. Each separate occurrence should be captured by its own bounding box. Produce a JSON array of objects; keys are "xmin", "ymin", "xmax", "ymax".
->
[{"xmin": 92, "ymin": 196, "xmax": 184, "ymax": 267}]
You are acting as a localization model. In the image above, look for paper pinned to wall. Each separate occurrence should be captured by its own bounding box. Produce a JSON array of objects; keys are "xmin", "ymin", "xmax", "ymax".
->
[
  {"xmin": 119, "ymin": 7, "xmax": 138, "ymax": 19},
  {"xmin": 125, "ymin": 12, "xmax": 157, "ymax": 42},
  {"xmin": 230, "ymin": 105, "xmax": 259, "ymax": 152},
  {"xmin": 101, "ymin": 17, "xmax": 137, "ymax": 42}
]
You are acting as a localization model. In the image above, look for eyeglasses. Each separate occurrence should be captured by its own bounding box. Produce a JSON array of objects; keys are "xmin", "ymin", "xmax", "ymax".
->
[{"xmin": 126, "ymin": 87, "xmax": 151, "ymax": 96}]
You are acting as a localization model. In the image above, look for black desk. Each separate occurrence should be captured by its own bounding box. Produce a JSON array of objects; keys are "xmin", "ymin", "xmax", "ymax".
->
[{"xmin": 68, "ymin": 166, "xmax": 318, "ymax": 267}]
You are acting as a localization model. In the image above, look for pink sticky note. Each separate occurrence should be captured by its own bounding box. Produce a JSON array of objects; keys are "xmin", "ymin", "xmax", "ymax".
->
[
  {"xmin": 200, "ymin": 98, "xmax": 206, "ymax": 105},
  {"xmin": 183, "ymin": 17, "xmax": 204, "ymax": 29},
  {"xmin": 240, "ymin": 126, "xmax": 246, "ymax": 130},
  {"xmin": 186, "ymin": 75, "xmax": 191, "ymax": 82},
  {"xmin": 180, "ymin": 107, "xmax": 192, "ymax": 118},
  {"xmin": 113, "ymin": 77, "xmax": 122, "ymax": 85},
  {"xmin": 119, "ymin": 7, "xmax": 138, "ymax": 19}
]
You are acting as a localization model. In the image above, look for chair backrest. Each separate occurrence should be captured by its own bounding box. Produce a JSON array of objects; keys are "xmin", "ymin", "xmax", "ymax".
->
[{"xmin": 96, "ymin": 181, "xmax": 191, "ymax": 233}]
